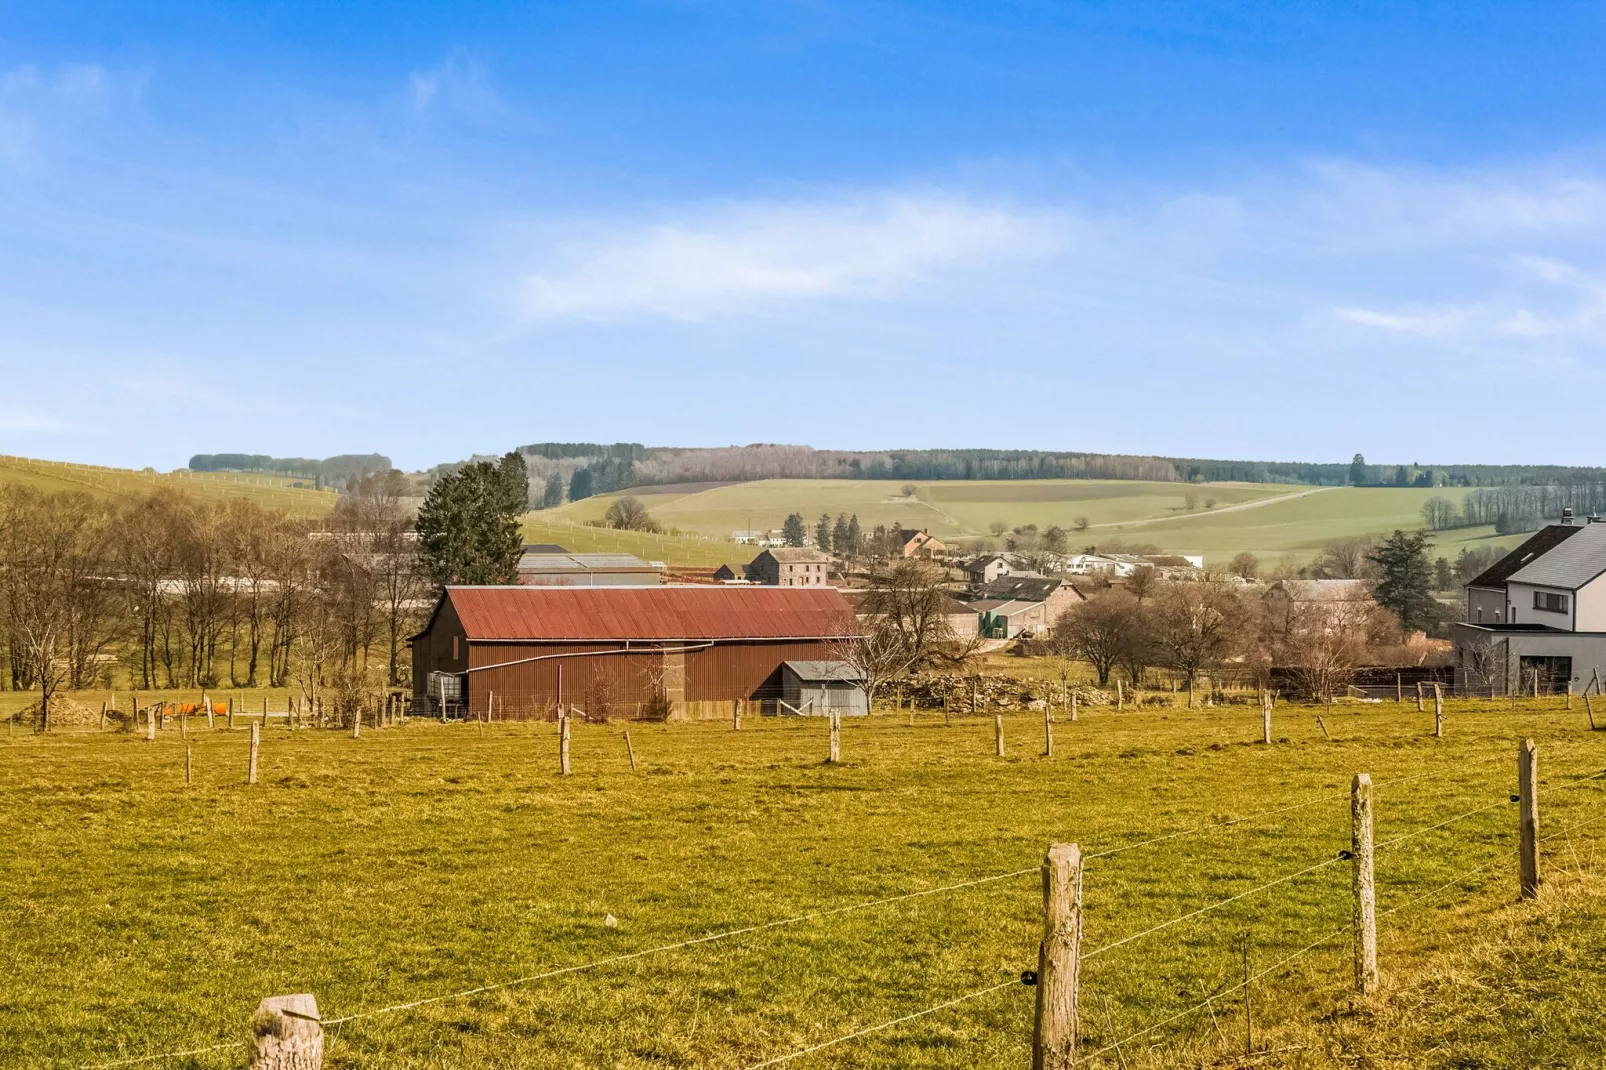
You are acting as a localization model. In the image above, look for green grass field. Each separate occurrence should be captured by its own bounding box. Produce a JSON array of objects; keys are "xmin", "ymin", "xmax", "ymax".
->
[
  {"xmin": 0, "ymin": 455, "xmax": 338, "ymax": 517},
  {"xmin": 551, "ymin": 480, "xmax": 1516, "ymax": 568},
  {"xmin": 5, "ymin": 693, "xmax": 1604, "ymax": 1068},
  {"xmin": 520, "ymin": 514, "xmax": 749, "ymax": 567}
]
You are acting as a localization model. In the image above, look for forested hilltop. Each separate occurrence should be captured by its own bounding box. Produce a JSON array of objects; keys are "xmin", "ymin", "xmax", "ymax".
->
[{"xmin": 471, "ymin": 443, "xmax": 1606, "ymax": 502}]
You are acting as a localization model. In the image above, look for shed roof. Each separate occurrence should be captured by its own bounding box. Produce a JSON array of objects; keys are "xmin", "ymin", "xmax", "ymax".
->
[
  {"xmin": 964, "ymin": 576, "xmax": 1063, "ymax": 603},
  {"xmin": 1506, "ymin": 522, "xmax": 1606, "ymax": 590},
  {"xmin": 430, "ymin": 585, "xmax": 854, "ymax": 642},
  {"xmin": 1468, "ymin": 524, "xmax": 1587, "ymax": 590},
  {"xmin": 517, "ymin": 552, "xmax": 659, "ymax": 573},
  {"xmin": 782, "ymin": 660, "xmax": 866, "ymax": 682}
]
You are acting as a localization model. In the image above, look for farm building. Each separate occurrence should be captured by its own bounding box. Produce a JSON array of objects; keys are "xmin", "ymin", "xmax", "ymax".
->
[
  {"xmin": 747, "ymin": 547, "xmax": 832, "ymax": 586},
  {"xmin": 410, "ymin": 585, "xmax": 858, "ymax": 720},
  {"xmin": 517, "ymin": 551, "xmax": 662, "ymax": 586},
  {"xmin": 957, "ymin": 576, "xmax": 1084, "ymax": 638},
  {"xmin": 779, "ymin": 661, "xmax": 868, "ymax": 716}
]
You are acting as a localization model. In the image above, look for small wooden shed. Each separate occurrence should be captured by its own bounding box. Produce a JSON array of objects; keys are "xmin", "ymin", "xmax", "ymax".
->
[{"xmin": 779, "ymin": 660, "xmax": 868, "ymax": 716}]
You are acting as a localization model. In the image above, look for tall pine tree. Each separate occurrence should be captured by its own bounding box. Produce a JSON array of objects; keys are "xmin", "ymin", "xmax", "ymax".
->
[
  {"xmin": 782, "ymin": 512, "xmax": 806, "ymax": 547},
  {"xmin": 814, "ymin": 513, "xmax": 833, "ymax": 552},
  {"xmin": 1368, "ymin": 529, "xmax": 1438, "ymax": 639},
  {"xmin": 416, "ymin": 461, "xmax": 525, "ymax": 591}
]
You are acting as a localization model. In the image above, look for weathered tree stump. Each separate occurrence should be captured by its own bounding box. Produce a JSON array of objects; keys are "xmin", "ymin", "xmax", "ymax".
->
[{"xmin": 250, "ymin": 993, "xmax": 322, "ymax": 1070}]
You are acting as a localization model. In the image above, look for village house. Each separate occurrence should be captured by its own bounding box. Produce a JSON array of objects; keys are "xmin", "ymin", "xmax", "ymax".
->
[
  {"xmin": 1452, "ymin": 513, "xmax": 1606, "ymax": 694},
  {"xmin": 747, "ymin": 547, "xmax": 833, "ymax": 587},
  {"xmin": 963, "ymin": 553, "xmax": 1016, "ymax": 584},
  {"xmin": 895, "ymin": 528, "xmax": 946, "ymax": 558}
]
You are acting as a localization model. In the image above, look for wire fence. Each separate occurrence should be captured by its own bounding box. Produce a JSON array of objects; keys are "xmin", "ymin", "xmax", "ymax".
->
[{"xmin": 72, "ymin": 738, "xmax": 1606, "ymax": 1069}]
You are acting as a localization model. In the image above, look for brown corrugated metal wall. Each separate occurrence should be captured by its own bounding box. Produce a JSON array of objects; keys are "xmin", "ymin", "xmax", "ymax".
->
[{"xmin": 458, "ymin": 638, "xmax": 840, "ymax": 720}]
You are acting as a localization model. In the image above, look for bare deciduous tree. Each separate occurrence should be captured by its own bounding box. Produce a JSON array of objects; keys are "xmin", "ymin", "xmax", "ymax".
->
[
  {"xmin": 1049, "ymin": 592, "xmax": 1140, "ymax": 687},
  {"xmin": 1150, "ymin": 578, "xmax": 1249, "ymax": 706}
]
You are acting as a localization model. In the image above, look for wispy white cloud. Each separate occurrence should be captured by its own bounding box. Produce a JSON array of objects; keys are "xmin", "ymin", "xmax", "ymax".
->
[
  {"xmin": 521, "ymin": 192, "xmax": 1064, "ymax": 321},
  {"xmin": 408, "ymin": 50, "xmax": 504, "ymax": 122}
]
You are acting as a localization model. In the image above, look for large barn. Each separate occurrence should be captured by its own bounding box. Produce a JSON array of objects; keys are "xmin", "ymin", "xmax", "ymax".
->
[{"xmin": 410, "ymin": 585, "xmax": 857, "ymax": 720}]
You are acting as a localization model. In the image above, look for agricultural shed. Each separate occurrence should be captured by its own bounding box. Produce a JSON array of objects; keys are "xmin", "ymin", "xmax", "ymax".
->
[
  {"xmin": 410, "ymin": 585, "xmax": 856, "ymax": 720},
  {"xmin": 779, "ymin": 661, "xmax": 868, "ymax": 717},
  {"xmin": 517, "ymin": 551, "xmax": 662, "ymax": 586}
]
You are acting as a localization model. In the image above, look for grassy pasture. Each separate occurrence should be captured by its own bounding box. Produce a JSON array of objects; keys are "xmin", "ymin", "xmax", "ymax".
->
[
  {"xmin": 0, "ymin": 455, "xmax": 338, "ymax": 517},
  {"xmin": 519, "ymin": 515, "xmax": 748, "ymax": 567},
  {"xmin": 552, "ymin": 480, "xmax": 1517, "ymax": 568},
  {"xmin": 4, "ymin": 696, "xmax": 1604, "ymax": 1068}
]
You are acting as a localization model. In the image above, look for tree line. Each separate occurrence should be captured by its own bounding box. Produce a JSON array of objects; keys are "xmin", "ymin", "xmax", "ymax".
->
[
  {"xmin": 0, "ymin": 474, "xmax": 426, "ymax": 728},
  {"xmin": 1422, "ymin": 484, "xmax": 1606, "ymax": 535}
]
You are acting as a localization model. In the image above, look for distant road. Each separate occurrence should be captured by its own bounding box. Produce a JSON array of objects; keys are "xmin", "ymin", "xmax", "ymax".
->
[{"xmin": 1094, "ymin": 486, "xmax": 1338, "ymax": 529}]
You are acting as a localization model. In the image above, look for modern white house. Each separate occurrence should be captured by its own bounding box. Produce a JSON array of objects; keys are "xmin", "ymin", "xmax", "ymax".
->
[{"xmin": 1452, "ymin": 513, "xmax": 1606, "ymax": 694}]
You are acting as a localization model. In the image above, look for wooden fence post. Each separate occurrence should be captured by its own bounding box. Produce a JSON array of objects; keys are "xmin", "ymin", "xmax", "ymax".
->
[
  {"xmin": 1433, "ymin": 684, "xmax": 1444, "ymax": 738},
  {"xmin": 1261, "ymin": 696, "xmax": 1272, "ymax": 745},
  {"xmin": 1070, "ymin": 693, "xmax": 1078, "ymax": 723},
  {"xmin": 1519, "ymin": 738, "xmax": 1540, "ymax": 900},
  {"xmin": 1351, "ymin": 773, "xmax": 1377, "ymax": 994},
  {"xmin": 100, "ymin": 701, "xmax": 107, "ymax": 731},
  {"xmin": 1043, "ymin": 704, "xmax": 1053, "ymax": 758},
  {"xmin": 995, "ymin": 713, "xmax": 1005, "ymax": 757},
  {"xmin": 1395, "ymin": 672, "xmax": 1402, "ymax": 704},
  {"xmin": 351, "ymin": 709, "xmax": 360, "ymax": 739},
  {"xmin": 733, "ymin": 699, "xmax": 741, "ymax": 732},
  {"xmin": 229, "ymin": 700, "xmax": 236, "ymax": 730},
  {"xmin": 1116, "ymin": 679, "xmax": 1124, "ymax": 710},
  {"xmin": 1316, "ymin": 715, "xmax": 1330, "ymax": 741},
  {"xmin": 624, "ymin": 730, "xmax": 637, "ymax": 772},
  {"xmin": 1415, "ymin": 682, "xmax": 1424, "ymax": 713},
  {"xmin": 1566, "ymin": 679, "xmax": 1573, "ymax": 711},
  {"xmin": 146, "ymin": 713, "xmax": 156, "ymax": 743},
  {"xmin": 828, "ymin": 709, "xmax": 841, "ymax": 764},
  {"xmin": 1032, "ymin": 843, "xmax": 1081, "ymax": 1070},
  {"xmin": 250, "ymin": 993, "xmax": 322, "ymax": 1070},
  {"xmin": 248, "ymin": 722, "xmax": 260, "ymax": 785},
  {"xmin": 185, "ymin": 743, "xmax": 193, "ymax": 787},
  {"xmin": 560, "ymin": 712, "xmax": 572, "ymax": 776}
]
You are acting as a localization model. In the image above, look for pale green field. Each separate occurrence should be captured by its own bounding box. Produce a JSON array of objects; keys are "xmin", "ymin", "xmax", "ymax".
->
[
  {"xmin": 546, "ymin": 480, "xmax": 1297, "ymax": 543},
  {"xmin": 521, "ymin": 514, "xmax": 748, "ymax": 567},
  {"xmin": 0, "ymin": 455, "xmax": 338, "ymax": 517},
  {"xmin": 547, "ymin": 480, "xmax": 1508, "ymax": 567}
]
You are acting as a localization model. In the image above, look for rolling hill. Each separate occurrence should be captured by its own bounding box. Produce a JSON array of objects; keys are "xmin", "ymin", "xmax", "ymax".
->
[
  {"xmin": 0, "ymin": 454, "xmax": 339, "ymax": 517},
  {"xmin": 544, "ymin": 478, "xmax": 1519, "ymax": 567}
]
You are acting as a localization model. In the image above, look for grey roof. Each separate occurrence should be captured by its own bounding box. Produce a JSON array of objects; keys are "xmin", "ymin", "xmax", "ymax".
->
[
  {"xmin": 757, "ymin": 547, "xmax": 832, "ymax": 563},
  {"xmin": 1506, "ymin": 522, "xmax": 1606, "ymax": 590},
  {"xmin": 516, "ymin": 552, "xmax": 658, "ymax": 573},
  {"xmin": 1467, "ymin": 524, "xmax": 1585, "ymax": 589},
  {"xmin": 963, "ymin": 576, "xmax": 1063, "ymax": 603},
  {"xmin": 782, "ymin": 660, "xmax": 866, "ymax": 682}
]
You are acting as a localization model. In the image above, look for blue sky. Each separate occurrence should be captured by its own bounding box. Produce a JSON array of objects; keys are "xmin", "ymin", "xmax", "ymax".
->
[{"xmin": 4, "ymin": 2, "xmax": 1606, "ymax": 471}]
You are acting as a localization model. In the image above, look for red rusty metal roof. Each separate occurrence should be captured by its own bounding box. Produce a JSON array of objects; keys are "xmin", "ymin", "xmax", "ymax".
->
[{"xmin": 443, "ymin": 585, "xmax": 855, "ymax": 642}]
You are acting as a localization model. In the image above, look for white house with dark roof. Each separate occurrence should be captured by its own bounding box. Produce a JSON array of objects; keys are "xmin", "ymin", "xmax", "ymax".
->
[{"xmin": 1452, "ymin": 514, "xmax": 1606, "ymax": 694}]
